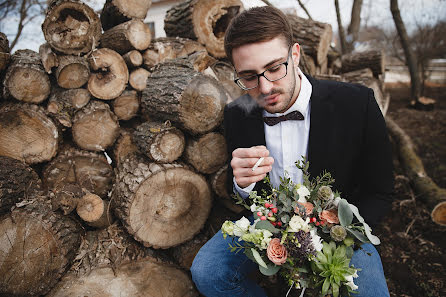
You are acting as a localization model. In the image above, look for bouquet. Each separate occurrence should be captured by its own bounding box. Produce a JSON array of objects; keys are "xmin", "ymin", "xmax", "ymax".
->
[{"xmin": 221, "ymin": 160, "xmax": 380, "ymax": 297}]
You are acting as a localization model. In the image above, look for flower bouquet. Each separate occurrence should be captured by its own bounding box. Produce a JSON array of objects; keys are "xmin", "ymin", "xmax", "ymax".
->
[{"xmin": 221, "ymin": 160, "xmax": 380, "ymax": 297}]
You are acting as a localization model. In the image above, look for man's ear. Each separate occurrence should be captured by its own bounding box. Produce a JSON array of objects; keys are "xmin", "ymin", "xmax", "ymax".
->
[{"xmin": 292, "ymin": 43, "xmax": 300, "ymax": 67}]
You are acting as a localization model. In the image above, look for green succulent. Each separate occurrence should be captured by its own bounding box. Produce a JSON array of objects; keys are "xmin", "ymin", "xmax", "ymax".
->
[{"xmin": 330, "ymin": 225, "xmax": 347, "ymax": 242}]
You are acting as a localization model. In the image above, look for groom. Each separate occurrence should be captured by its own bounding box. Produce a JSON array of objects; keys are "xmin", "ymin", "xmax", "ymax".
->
[{"xmin": 191, "ymin": 6, "xmax": 394, "ymax": 297}]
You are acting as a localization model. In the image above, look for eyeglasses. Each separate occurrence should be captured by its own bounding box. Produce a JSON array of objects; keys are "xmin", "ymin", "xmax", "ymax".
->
[{"xmin": 234, "ymin": 47, "xmax": 292, "ymax": 90}]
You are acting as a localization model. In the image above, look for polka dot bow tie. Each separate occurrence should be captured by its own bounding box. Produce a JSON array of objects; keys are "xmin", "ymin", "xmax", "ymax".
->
[{"xmin": 263, "ymin": 110, "xmax": 305, "ymax": 126}]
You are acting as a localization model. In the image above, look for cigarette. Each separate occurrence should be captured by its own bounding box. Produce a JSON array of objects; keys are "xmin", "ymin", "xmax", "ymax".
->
[{"xmin": 251, "ymin": 157, "xmax": 265, "ymax": 171}]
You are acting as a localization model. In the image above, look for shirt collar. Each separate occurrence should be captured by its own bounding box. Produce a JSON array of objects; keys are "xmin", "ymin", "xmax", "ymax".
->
[{"xmin": 263, "ymin": 67, "xmax": 312, "ymax": 117}]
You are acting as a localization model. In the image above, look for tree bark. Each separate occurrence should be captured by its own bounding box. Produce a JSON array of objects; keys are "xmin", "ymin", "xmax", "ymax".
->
[
  {"xmin": 88, "ymin": 48, "xmax": 129, "ymax": 100},
  {"xmin": 341, "ymin": 49, "xmax": 386, "ymax": 78},
  {"xmin": 390, "ymin": 0, "xmax": 421, "ymax": 103},
  {"xmin": 39, "ymin": 43, "xmax": 59, "ymax": 74},
  {"xmin": 100, "ymin": 0, "xmax": 152, "ymax": 31},
  {"xmin": 164, "ymin": 0, "xmax": 243, "ymax": 58},
  {"xmin": 42, "ymin": 0, "xmax": 101, "ymax": 55},
  {"xmin": 287, "ymin": 14, "xmax": 333, "ymax": 65},
  {"xmin": 50, "ymin": 183, "xmax": 84, "ymax": 215},
  {"xmin": 111, "ymin": 128, "xmax": 139, "ymax": 166},
  {"xmin": 112, "ymin": 90, "xmax": 140, "ymax": 121},
  {"xmin": 133, "ymin": 121, "xmax": 185, "ymax": 163},
  {"xmin": 347, "ymin": 0, "xmax": 363, "ymax": 51},
  {"xmin": 184, "ymin": 132, "xmax": 228, "ymax": 174},
  {"xmin": 129, "ymin": 67, "xmax": 150, "ymax": 91},
  {"xmin": 0, "ymin": 156, "xmax": 42, "ymax": 215},
  {"xmin": 100, "ymin": 19, "xmax": 152, "ymax": 55},
  {"xmin": 141, "ymin": 60, "xmax": 227, "ymax": 135},
  {"xmin": 55, "ymin": 55, "xmax": 90, "ymax": 89},
  {"xmin": 72, "ymin": 100, "xmax": 120, "ymax": 151},
  {"xmin": 112, "ymin": 154, "xmax": 212, "ymax": 249},
  {"xmin": 42, "ymin": 146, "xmax": 114, "ymax": 198},
  {"xmin": 171, "ymin": 232, "xmax": 209, "ymax": 270},
  {"xmin": 122, "ymin": 50, "xmax": 143, "ymax": 69},
  {"xmin": 47, "ymin": 87, "xmax": 91, "ymax": 127},
  {"xmin": 76, "ymin": 192, "xmax": 114, "ymax": 228},
  {"xmin": 0, "ymin": 202, "xmax": 82, "ymax": 296},
  {"xmin": 3, "ymin": 49, "xmax": 51, "ymax": 103},
  {"xmin": 386, "ymin": 117, "xmax": 446, "ymax": 226},
  {"xmin": 0, "ymin": 32, "xmax": 10, "ymax": 72},
  {"xmin": 209, "ymin": 164, "xmax": 230, "ymax": 199},
  {"xmin": 0, "ymin": 103, "xmax": 59, "ymax": 164},
  {"xmin": 209, "ymin": 60, "xmax": 245, "ymax": 101}
]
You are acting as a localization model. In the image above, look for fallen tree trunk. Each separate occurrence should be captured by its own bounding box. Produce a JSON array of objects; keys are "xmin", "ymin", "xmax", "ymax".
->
[
  {"xmin": 386, "ymin": 117, "xmax": 446, "ymax": 226},
  {"xmin": 55, "ymin": 55, "xmax": 90, "ymax": 89},
  {"xmin": 341, "ymin": 50, "xmax": 385, "ymax": 78},
  {"xmin": 47, "ymin": 87, "xmax": 91, "ymax": 127},
  {"xmin": 42, "ymin": 0, "xmax": 101, "ymax": 55},
  {"xmin": 100, "ymin": 0, "xmax": 152, "ymax": 31},
  {"xmin": 0, "ymin": 202, "xmax": 82, "ymax": 296},
  {"xmin": 3, "ymin": 49, "xmax": 51, "ymax": 103},
  {"xmin": 141, "ymin": 60, "xmax": 227, "ymax": 135},
  {"xmin": 112, "ymin": 90, "xmax": 140, "ymax": 121},
  {"xmin": 100, "ymin": 19, "xmax": 152, "ymax": 54},
  {"xmin": 112, "ymin": 154, "xmax": 212, "ymax": 249},
  {"xmin": 164, "ymin": 0, "xmax": 243, "ymax": 58},
  {"xmin": 0, "ymin": 104, "xmax": 59, "ymax": 164}
]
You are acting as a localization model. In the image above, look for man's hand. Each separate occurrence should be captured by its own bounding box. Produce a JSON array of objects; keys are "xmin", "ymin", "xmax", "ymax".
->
[{"xmin": 231, "ymin": 145, "xmax": 274, "ymax": 188}]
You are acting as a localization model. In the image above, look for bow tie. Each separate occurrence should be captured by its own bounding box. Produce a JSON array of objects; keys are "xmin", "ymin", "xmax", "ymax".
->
[{"xmin": 263, "ymin": 110, "xmax": 305, "ymax": 126}]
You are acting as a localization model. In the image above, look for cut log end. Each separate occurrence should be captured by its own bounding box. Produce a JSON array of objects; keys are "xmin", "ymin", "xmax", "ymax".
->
[
  {"xmin": 432, "ymin": 201, "xmax": 446, "ymax": 226},
  {"xmin": 76, "ymin": 193, "xmax": 113, "ymax": 228},
  {"xmin": 113, "ymin": 90, "xmax": 140, "ymax": 121}
]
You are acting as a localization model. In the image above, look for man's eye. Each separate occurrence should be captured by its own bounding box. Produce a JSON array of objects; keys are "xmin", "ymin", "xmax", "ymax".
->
[
  {"xmin": 243, "ymin": 75, "xmax": 257, "ymax": 82},
  {"xmin": 268, "ymin": 64, "xmax": 282, "ymax": 72}
]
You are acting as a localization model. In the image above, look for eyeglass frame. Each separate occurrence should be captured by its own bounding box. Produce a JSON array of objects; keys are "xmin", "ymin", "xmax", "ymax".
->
[{"xmin": 233, "ymin": 46, "xmax": 293, "ymax": 90}]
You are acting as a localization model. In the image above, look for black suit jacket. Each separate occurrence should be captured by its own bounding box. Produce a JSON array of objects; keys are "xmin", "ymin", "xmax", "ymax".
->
[{"xmin": 223, "ymin": 75, "xmax": 394, "ymax": 227}]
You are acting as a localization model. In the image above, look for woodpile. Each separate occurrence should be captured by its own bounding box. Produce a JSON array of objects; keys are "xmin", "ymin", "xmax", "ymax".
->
[{"xmin": 0, "ymin": 0, "xmax": 422, "ymax": 295}]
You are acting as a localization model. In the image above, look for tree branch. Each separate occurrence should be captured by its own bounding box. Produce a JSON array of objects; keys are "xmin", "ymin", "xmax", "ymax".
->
[{"xmin": 296, "ymin": 0, "xmax": 312, "ymax": 20}]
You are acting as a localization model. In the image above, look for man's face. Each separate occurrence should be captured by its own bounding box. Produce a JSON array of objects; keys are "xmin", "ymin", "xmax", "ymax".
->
[{"xmin": 232, "ymin": 37, "xmax": 301, "ymax": 114}]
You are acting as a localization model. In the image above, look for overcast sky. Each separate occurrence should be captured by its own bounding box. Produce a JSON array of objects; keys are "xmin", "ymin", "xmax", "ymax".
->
[{"xmin": 1, "ymin": 0, "xmax": 445, "ymax": 52}]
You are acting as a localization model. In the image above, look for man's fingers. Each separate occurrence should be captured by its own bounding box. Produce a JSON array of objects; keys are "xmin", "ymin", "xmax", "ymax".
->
[
  {"xmin": 232, "ymin": 146, "xmax": 269, "ymax": 158},
  {"xmin": 231, "ymin": 156, "xmax": 274, "ymax": 169},
  {"xmin": 235, "ymin": 173, "xmax": 267, "ymax": 188}
]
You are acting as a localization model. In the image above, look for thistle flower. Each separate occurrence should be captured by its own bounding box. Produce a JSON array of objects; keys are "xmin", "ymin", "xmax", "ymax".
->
[
  {"xmin": 318, "ymin": 185, "xmax": 334, "ymax": 201},
  {"xmin": 330, "ymin": 225, "xmax": 347, "ymax": 242}
]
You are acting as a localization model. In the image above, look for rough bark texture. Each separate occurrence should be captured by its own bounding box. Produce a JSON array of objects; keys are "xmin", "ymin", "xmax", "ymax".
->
[
  {"xmin": 42, "ymin": 0, "xmax": 101, "ymax": 55},
  {"xmin": 184, "ymin": 132, "xmax": 228, "ymax": 174},
  {"xmin": 112, "ymin": 90, "xmax": 140, "ymax": 121},
  {"xmin": 0, "ymin": 33, "xmax": 10, "ymax": 72},
  {"xmin": 100, "ymin": 0, "xmax": 152, "ymax": 31},
  {"xmin": 123, "ymin": 50, "xmax": 143, "ymax": 68},
  {"xmin": 0, "ymin": 103, "xmax": 59, "ymax": 164},
  {"xmin": 164, "ymin": 0, "xmax": 244, "ymax": 58},
  {"xmin": 0, "ymin": 156, "xmax": 42, "ymax": 215},
  {"xmin": 88, "ymin": 48, "xmax": 129, "ymax": 100},
  {"xmin": 209, "ymin": 60, "xmax": 245, "ymax": 101},
  {"xmin": 171, "ymin": 232, "xmax": 209, "ymax": 269},
  {"xmin": 141, "ymin": 60, "xmax": 227, "ymax": 135},
  {"xmin": 341, "ymin": 50, "xmax": 385, "ymax": 78},
  {"xmin": 42, "ymin": 146, "xmax": 114, "ymax": 198},
  {"xmin": 72, "ymin": 100, "xmax": 120, "ymax": 151},
  {"xmin": 143, "ymin": 37, "xmax": 206, "ymax": 69},
  {"xmin": 386, "ymin": 117, "xmax": 446, "ymax": 226},
  {"xmin": 47, "ymin": 87, "xmax": 91, "ymax": 127},
  {"xmin": 111, "ymin": 129, "xmax": 138, "ymax": 166},
  {"xmin": 55, "ymin": 55, "xmax": 90, "ymax": 89},
  {"xmin": 50, "ymin": 183, "xmax": 84, "ymax": 215},
  {"xmin": 39, "ymin": 43, "xmax": 59, "ymax": 74},
  {"xmin": 209, "ymin": 164, "xmax": 230, "ymax": 199},
  {"xmin": 0, "ymin": 202, "xmax": 82, "ymax": 296},
  {"xmin": 129, "ymin": 67, "xmax": 150, "ymax": 91},
  {"xmin": 287, "ymin": 14, "xmax": 333, "ymax": 65},
  {"xmin": 3, "ymin": 49, "xmax": 51, "ymax": 103},
  {"xmin": 112, "ymin": 154, "xmax": 212, "ymax": 249},
  {"xmin": 100, "ymin": 19, "xmax": 152, "ymax": 55},
  {"xmin": 133, "ymin": 121, "xmax": 185, "ymax": 163},
  {"xmin": 76, "ymin": 193, "xmax": 114, "ymax": 228}
]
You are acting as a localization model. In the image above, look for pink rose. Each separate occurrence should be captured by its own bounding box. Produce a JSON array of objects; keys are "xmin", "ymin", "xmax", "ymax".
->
[
  {"xmin": 320, "ymin": 209, "xmax": 340, "ymax": 224},
  {"xmin": 296, "ymin": 202, "xmax": 314, "ymax": 216},
  {"xmin": 267, "ymin": 238, "xmax": 287, "ymax": 265}
]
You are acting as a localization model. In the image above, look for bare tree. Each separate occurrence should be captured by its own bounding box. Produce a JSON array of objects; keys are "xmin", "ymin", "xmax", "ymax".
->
[
  {"xmin": 296, "ymin": 0, "xmax": 312, "ymax": 20},
  {"xmin": 347, "ymin": 0, "xmax": 363, "ymax": 49},
  {"xmin": 334, "ymin": 0, "xmax": 348, "ymax": 54}
]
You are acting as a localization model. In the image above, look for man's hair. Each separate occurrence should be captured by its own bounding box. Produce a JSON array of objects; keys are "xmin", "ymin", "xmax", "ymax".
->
[{"xmin": 224, "ymin": 6, "xmax": 293, "ymax": 64}]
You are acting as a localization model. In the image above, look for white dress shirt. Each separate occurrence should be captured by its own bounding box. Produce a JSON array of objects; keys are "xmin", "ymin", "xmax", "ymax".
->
[{"xmin": 234, "ymin": 68, "xmax": 312, "ymax": 197}]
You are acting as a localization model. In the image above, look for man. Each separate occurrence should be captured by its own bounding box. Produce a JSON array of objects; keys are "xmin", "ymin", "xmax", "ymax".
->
[{"xmin": 191, "ymin": 6, "xmax": 394, "ymax": 297}]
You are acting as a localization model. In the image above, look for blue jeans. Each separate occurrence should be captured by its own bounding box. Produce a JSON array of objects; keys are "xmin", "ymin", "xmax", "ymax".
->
[{"xmin": 191, "ymin": 229, "xmax": 390, "ymax": 297}]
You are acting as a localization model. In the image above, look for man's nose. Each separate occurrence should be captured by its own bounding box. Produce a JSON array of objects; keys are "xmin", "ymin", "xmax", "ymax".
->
[{"xmin": 258, "ymin": 76, "xmax": 273, "ymax": 94}]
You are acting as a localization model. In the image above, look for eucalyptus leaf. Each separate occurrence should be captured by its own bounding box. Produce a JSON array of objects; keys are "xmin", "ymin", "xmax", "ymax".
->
[
  {"xmin": 259, "ymin": 262, "xmax": 281, "ymax": 276},
  {"xmin": 255, "ymin": 220, "xmax": 280, "ymax": 233},
  {"xmin": 281, "ymin": 214, "xmax": 290, "ymax": 223},
  {"xmin": 244, "ymin": 248, "xmax": 256, "ymax": 263},
  {"xmin": 251, "ymin": 248, "xmax": 267, "ymax": 268},
  {"xmin": 363, "ymin": 222, "xmax": 381, "ymax": 245},
  {"xmin": 346, "ymin": 228, "xmax": 369, "ymax": 243},
  {"xmin": 338, "ymin": 199, "xmax": 353, "ymax": 226}
]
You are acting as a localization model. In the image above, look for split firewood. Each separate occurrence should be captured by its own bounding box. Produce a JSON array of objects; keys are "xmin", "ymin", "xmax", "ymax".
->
[
  {"xmin": 341, "ymin": 50, "xmax": 385, "ymax": 78},
  {"xmin": 209, "ymin": 60, "xmax": 245, "ymax": 101},
  {"xmin": 112, "ymin": 89, "xmax": 140, "ymax": 121},
  {"xmin": 76, "ymin": 192, "xmax": 114, "ymax": 228},
  {"xmin": 0, "ymin": 103, "xmax": 59, "ymax": 164},
  {"xmin": 3, "ymin": 49, "xmax": 51, "ymax": 103},
  {"xmin": 47, "ymin": 224, "xmax": 197, "ymax": 297},
  {"xmin": 0, "ymin": 156, "xmax": 42, "ymax": 215},
  {"xmin": 0, "ymin": 32, "xmax": 10, "ymax": 72},
  {"xmin": 184, "ymin": 132, "xmax": 228, "ymax": 174},
  {"xmin": 287, "ymin": 14, "xmax": 333, "ymax": 65},
  {"xmin": 386, "ymin": 117, "xmax": 446, "ymax": 226},
  {"xmin": 39, "ymin": 43, "xmax": 59, "ymax": 73},
  {"xmin": 133, "ymin": 121, "xmax": 185, "ymax": 163},
  {"xmin": 142, "ymin": 37, "xmax": 206, "ymax": 69},
  {"xmin": 316, "ymin": 58, "xmax": 328, "ymax": 75},
  {"xmin": 42, "ymin": 0, "xmax": 101, "ymax": 55},
  {"xmin": 314, "ymin": 74, "xmax": 343, "ymax": 82},
  {"xmin": 164, "ymin": 0, "xmax": 244, "ymax": 58},
  {"xmin": 0, "ymin": 202, "xmax": 82, "ymax": 296},
  {"xmin": 47, "ymin": 87, "xmax": 91, "ymax": 127},
  {"xmin": 72, "ymin": 100, "xmax": 120, "ymax": 151},
  {"xmin": 327, "ymin": 47, "xmax": 342, "ymax": 74},
  {"xmin": 101, "ymin": 20, "xmax": 152, "ymax": 55},
  {"xmin": 122, "ymin": 50, "xmax": 143, "ymax": 69},
  {"xmin": 55, "ymin": 55, "xmax": 90, "ymax": 89},
  {"xmin": 209, "ymin": 164, "xmax": 244, "ymax": 213},
  {"xmin": 112, "ymin": 154, "xmax": 212, "ymax": 249},
  {"xmin": 110, "ymin": 128, "xmax": 138, "ymax": 167},
  {"xmin": 171, "ymin": 232, "xmax": 209, "ymax": 270},
  {"xmin": 100, "ymin": 0, "xmax": 152, "ymax": 31},
  {"xmin": 50, "ymin": 183, "xmax": 84, "ymax": 215},
  {"xmin": 88, "ymin": 48, "xmax": 129, "ymax": 100},
  {"xmin": 129, "ymin": 67, "xmax": 150, "ymax": 91},
  {"xmin": 42, "ymin": 146, "xmax": 114, "ymax": 198},
  {"xmin": 141, "ymin": 59, "xmax": 227, "ymax": 135}
]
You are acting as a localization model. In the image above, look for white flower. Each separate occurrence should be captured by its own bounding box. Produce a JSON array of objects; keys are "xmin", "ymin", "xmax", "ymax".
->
[
  {"xmin": 233, "ymin": 216, "xmax": 251, "ymax": 237},
  {"xmin": 310, "ymin": 229, "xmax": 323, "ymax": 251},
  {"xmin": 345, "ymin": 274, "xmax": 359, "ymax": 291},
  {"xmin": 250, "ymin": 203, "xmax": 258, "ymax": 212},
  {"xmin": 288, "ymin": 215, "xmax": 310, "ymax": 232},
  {"xmin": 297, "ymin": 186, "xmax": 310, "ymax": 202}
]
